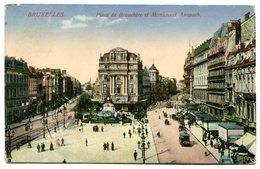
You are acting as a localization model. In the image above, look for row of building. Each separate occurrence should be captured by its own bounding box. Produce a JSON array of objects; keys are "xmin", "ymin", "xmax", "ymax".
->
[
  {"xmin": 183, "ymin": 12, "xmax": 256, "ymax": 132},
  {"xmin": 93, "ymin": 47, "xmax": 177, "ymax": 110},
  {"xmin": 5, "ymin": 56, "xmax": 82, "ymax": 125}
]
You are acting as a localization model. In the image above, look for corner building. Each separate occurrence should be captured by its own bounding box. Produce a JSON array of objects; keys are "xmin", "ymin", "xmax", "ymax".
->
[{"xmin": 98, "ymin": 47, "xmax": 143, "ymax": 108}]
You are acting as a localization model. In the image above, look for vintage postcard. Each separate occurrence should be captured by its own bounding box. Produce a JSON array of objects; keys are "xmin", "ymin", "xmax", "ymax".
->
[{"xmin": 4, "ymin": 4, "xmax": 256, "ymax": 164}]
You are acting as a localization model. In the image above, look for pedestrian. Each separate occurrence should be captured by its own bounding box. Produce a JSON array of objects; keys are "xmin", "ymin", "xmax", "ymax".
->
[
  {"xmin": 56, "ymin": 138, "xmax": 60, "ymax": 148},
  {"xmin": 129, "ymin": 132, "xmax": 132, "ymax": 138},
  {"xmin": 210, "ymin": 139, "xmax": 213, "ymax": 147},
  {"xmin": 111, "ymin": 142, "xmax": 114, "ymax": 151},
  {"xmin": 54, "ymin": 126, "xmax": 56, "ymax": 132},
  {"xmin": 61, "ymin": 138, "xmax": 65, "ymax": 146},
  {"xmin": 123, "ymin": 132, "xmax": 126, "ymax": 138},
  {"xmin": 158, "ymin": 115, "xmax": 160, "ymax": 119},
  {"xmin": 204, "ymin": 139, "xmax": 207, "ymax": 146},
  {"xmin": 101, "ymin": 126, "xmax": 104, "ymax": 132},
  {"xmin": 204, "ymin": 148, "xmax": 208, "ymax": 156},
  {"xmin": 103, "ymin": 143, "xmax": 106, "ymax": 150},
  {"xmin": 157, "ymin": 131, "xmax": 160, "ymax": 138},
  {"xmin": 138, "ymin": 128, "xmax": 141, "ymax": 136},
  {"xmin": 16, "ymin": 143, "xmax": 20, "ymax": 150},
  {"xmin": 41, "ymin": 143, "xmax": 44, "ymax": 152},
  {"xmin": 145, "ymin": 128, "xmax": 148, "ymax": 135},
  {"xmin": 37, "ymin": 143, "xmax": 40, "ymax": 153},
  {"xmin": 221, "ymin": 149, "xmax": 224, "ymax": 156},
  {"xmin": 50, "ymin": 142, "xmax": 54, "ymax": 151},
  {"xmin": 85, "ymin": 138, "xmax": 88, "ymax": 146},
  {"xmin": 106, "ymin": 142, "xmax": 110, "ymax": 150},
  {"xmin": 128, "ymin": 129, "xmax": 131, "ymax": 135},
  {"xmin": 133, "ymin": 150, "xmax": 138, "ymax": 160},
  {"xmin": 218, "ymin": 143, "xmax": 221, "ymax": 153}
]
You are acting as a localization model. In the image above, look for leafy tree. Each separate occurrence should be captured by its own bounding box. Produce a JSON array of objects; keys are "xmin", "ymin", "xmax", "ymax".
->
[
  {"xmin": 86, "ymin": 85, "xmax": 92, "ymax": 91},
  {"xmin": 75, "ymin": 94, "xmax": 92, "ymax": 120},
  {"xmin": 132, "ymin": 105, "xmax": 146, "ymax": 120}
]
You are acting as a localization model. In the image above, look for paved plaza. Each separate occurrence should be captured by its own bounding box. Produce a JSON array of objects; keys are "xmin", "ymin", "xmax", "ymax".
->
[{"xmin": 11, "ymin": 120, "xmax": 159, "ymax": 164}]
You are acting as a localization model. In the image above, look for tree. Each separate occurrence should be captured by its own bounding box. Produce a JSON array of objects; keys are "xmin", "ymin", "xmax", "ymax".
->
[
  {"xmin": 75, "ymin": 94, "xmax": 92, "ymax": 120},
  {"xmin": 132, "ymin": 105, "xmax": 146, "ymax": 120},
  {"xmin": 86, "ymin": 85, "xmax": 92, "ymax": 91}
]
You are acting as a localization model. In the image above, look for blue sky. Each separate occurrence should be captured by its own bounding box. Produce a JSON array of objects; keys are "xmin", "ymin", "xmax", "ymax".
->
[{"xmin": 5, "ymin": 5, "xmax": 255, "ymax": 83}]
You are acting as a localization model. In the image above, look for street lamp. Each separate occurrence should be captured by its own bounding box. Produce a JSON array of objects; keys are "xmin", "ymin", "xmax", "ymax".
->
[
  {"xmin": 62, "ymin": 106, "xmax": 68, "ymax": 128},
  {"xmin": 41, "ymin": 111, "xmax": 48, "ymax": 139},
  {"xmin": 137, "ymin": 120, "xmax": 150, "ymax": 164},
  {"xmin": 5, "ymin": 125, "xmax": 15, "ymax": 162},
  {"xmin": 25, "ymin": 118, "xmax": 33, "ymax": 148},
  {"xmin": 52, "ymin": 110, "xmax": 59, "ymax": 132}
]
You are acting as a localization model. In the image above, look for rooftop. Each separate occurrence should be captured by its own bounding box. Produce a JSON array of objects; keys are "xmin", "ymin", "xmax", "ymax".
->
[
  {"xmin": 149, "ymin": 64, "xmax": 158, "ymax": 72},
  {"xmin": 218, "ymin": 122, "xmax": 244, "ymax": 130}
]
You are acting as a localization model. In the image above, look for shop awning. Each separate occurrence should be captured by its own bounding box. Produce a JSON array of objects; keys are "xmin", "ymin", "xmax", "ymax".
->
[
  {"xmin": 235, "ymin": 132, "xmax": 256, "ymax": 155},
  {"xmin": 189, "ymin": 110, "xmax": 218, "ymax": 121},
  {"xmin": 248, "ymin": 140, "xmax": 256, "ymax": 155}
]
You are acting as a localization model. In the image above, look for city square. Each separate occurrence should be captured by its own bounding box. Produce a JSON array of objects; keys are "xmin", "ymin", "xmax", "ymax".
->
[
  {"xmin": 11, "ymin": 121, "xmax": 159, "ymax": 163},
  {"xmin": 4, "ymin": 4, "xmax": 256, "ymax": 165}
]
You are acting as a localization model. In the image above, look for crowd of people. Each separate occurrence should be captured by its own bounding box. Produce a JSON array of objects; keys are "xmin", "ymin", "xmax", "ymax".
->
[{"xmin": 36, "ymin": 137, "xmax": 65, "ymax": 153}]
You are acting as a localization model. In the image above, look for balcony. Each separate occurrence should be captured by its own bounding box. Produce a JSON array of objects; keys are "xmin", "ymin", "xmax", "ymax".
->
[
  {"xmin": 207, "ymin": 75, "xmax": 225, "ymax": 82},
  {"xmin": 208, "ymin": 47, "xmax": 225, "ymax": 58},
  {"xmin": 207, "ymin": 88, "xmax": 225, "ymax": 92},
  {"xmin": 206, "ymin": 101, "xmax": 224, "ymax": 109},
  {"xmin": 241, "ymin": 92, "xmax": 256, "ymax": 100},
  {"xmin": 208, "ymin": 61, "xmax": 225, "ymax": 70}
]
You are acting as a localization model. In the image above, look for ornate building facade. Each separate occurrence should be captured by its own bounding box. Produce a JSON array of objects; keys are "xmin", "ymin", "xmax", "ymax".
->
[
  {"xmin": 183, "ymin": 51, "xmax": 194, "ymax": 98},
  {"xmin": 5, "ymin": 56, "xmax": 29, "ymax": 124},
  {"xmin": 193, "ymin": 39, "xmax": 210, "ymax": 112},
  {"xmin": 149, "ymin": 64, "xmax": 159, "ymax": 103},
  {"xmin": 98, "ymin": 47, "xmax": 143, "ymax": 106},
  {"xmin": 225, "ymin": 13, "xmax": 256, "ymax": 131}
]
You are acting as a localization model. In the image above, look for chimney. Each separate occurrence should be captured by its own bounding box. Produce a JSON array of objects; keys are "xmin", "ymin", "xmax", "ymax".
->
[{"xmin": 244, "ymin": 12, "xmax": 250, "ymax": 21}]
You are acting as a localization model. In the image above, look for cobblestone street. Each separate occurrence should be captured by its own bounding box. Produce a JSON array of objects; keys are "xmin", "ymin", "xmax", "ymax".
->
[{"xmin": 147, "ymin": 107, "xmax": 217, "ymax": 164}]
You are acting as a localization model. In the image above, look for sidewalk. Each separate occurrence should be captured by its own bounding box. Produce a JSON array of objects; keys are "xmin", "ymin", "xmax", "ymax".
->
[
  {"xmin": 184, "ymin": 120, "xmax": 229, "ymax": 162},
  {"xmin": 9, "ymin": 100, "xmax": 77, "ymax": 129}
]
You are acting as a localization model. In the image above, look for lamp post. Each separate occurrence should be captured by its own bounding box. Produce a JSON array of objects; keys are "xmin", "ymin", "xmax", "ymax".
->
[
  {"xmin": 52, "ymin": 110, "xmax": 59, "ymax": 132},
  {"xmin": 25, "ymin": 118, "xmax": 33, "ymax": 148},
  {"xmin": 137, "ymin": 120, "xmax": 150, "ymax": 164},
  {"xmin": 5, "ymin": 125, "xmax": 15, "ymax": 162},
  {"xmin": 62, "ymin": 106, "xmax": 68, "ymax": 128},
  {"xmin": 41, "ymin": 108, "xmax": 48, "ymax": 139}
]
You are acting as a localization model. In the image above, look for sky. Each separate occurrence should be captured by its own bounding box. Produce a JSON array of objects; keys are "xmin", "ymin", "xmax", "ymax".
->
[{"xmin": 4, "ymin": 5, "xmax": 254, "ymax": 84}]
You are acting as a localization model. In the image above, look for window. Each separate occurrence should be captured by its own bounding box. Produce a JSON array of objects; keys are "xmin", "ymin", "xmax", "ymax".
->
[
  {"xmin": 104, "ymin": 75, "xmax": 108, "ymax": 80},
  {"xmin": 116, "ymin": 53, "xmax": 121, "ymax": 61},
  {"xmin": 103, "ymin": 84, "xmax": 107, "ymax": 94},
  {"xmin": 129, "ymin": 84, "xmax": 134, "ymax": 94},
  {"xmin": 130, "ymin": 75, "xmax": 134, "ymax": 80},
  {"xmin": 116, "ymin": 84, "xmax": 121, "ymax": 94},
  {"xmin": 129, "ymin": 64, "xmax": 133, "ymax": 69}
]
